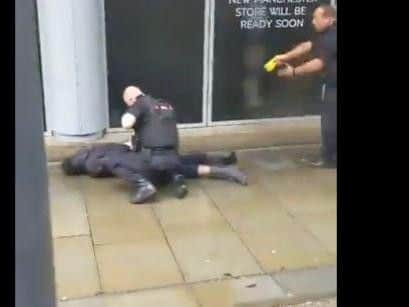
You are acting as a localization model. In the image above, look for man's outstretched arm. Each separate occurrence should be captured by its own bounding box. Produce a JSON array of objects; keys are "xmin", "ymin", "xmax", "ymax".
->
[
  {"xmin": 277, "ymin": 57, "xmax": 325, "ymax": 78},
  {"xmin": 276, "ymin": 41, "xmax": 313, "ymax": 63},
  {"xmin": 294, "ymin": 58, "xmax": 325, "ymax": 76}
]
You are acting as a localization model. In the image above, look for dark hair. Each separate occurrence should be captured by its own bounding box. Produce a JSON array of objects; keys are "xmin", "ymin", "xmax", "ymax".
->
[
  {"xmin": 318, "ymin": 4, "xmax": 337, "ymax": 19},
  {"xmin": 62, "ymin": 158, "xmax": 80, "ymax": 175}
]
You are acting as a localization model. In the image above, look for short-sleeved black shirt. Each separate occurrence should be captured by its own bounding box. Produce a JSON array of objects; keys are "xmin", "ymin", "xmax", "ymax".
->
[
  {"xmin": 312, "ymin": 25, "xmax": 337, "ymax": 87},
  {"xmin": 126, "ymin": 95, "xmax": 179, "ymax": 148}
]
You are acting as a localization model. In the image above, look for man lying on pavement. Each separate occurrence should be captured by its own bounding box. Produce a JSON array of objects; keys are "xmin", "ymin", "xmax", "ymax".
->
[{"xmin": 62, "ymin": 143, "xmax": 247, "ymax": 204}]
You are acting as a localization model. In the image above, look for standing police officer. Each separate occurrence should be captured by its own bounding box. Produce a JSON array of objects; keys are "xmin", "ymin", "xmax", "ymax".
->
[{"xmin": 275, "ymin": 4, "xmax": 337, "ymax": 167}]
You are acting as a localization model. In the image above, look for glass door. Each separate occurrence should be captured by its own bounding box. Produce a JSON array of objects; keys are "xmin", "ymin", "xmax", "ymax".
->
[{"xmin": 105, "ymin": 0, "xmax": 207, "ymax": 127}]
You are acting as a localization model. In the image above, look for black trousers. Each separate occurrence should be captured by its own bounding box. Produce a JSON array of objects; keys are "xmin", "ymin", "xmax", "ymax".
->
[
  {"xmin": 178, "ymin": 154, "xmax": 208, "ymax": 178},
  {"xmin": 148, "ymin": 149, "xmax": 205, "ymax": 180},
  {"xmin": 108, "ymin": 151, "xmax": 207, "ymax": 187},
  {"xmin": 321, "ymin": 86, "xmax": 337, "ymax": 162},
  {"xmin": 133, "ymin": 135, "xmax": 206, "ymax": 178}
]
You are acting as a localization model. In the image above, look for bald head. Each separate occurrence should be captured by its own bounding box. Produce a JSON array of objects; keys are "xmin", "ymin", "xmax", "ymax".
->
[
  {"xmin": 123, "ymin": 86, "xmax": 144, "ymax": 106},
  {"xmin": 312, "ymin": 5, "xmax": 336, "ymax": 32},
  {"xmin": 318, "ymin": 4, "xmax": 337, "ymax": 19}
]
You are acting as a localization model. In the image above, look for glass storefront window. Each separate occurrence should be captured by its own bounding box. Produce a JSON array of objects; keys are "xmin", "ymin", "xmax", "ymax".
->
[
  {"xmin": 105, "ymin": 0, "xmax": 332, "ymax": 127},
  {"xmin": 211, "ymin": 0, "xmax": 330, "ymax": 122},
  {"xmin": 105, "ymin": 0, "xmax": 205, "ymax": 126}
]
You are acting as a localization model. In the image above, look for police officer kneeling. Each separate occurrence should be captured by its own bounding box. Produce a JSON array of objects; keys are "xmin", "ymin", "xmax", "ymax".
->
[{"xmin": 121, "ymin": 86, "xmax": 188, "ymax": 199}]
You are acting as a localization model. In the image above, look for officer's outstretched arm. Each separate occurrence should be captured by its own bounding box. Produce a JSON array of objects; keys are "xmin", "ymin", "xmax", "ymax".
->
[
  {"xmin": 276, "ymin": 41, "xmax": 313, "ymax": 63},
  {"xmin": 121, "ymin": 112, "xmax": 137, "ymax": 129},
  {"xmin": 294, "ymin": 58, "xmax": 324, "ymax": 76}
]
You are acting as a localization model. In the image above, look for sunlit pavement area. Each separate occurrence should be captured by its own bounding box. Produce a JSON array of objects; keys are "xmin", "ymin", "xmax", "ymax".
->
[{"xmin": 47, "ymin": 144, "xmax": 336, "ymax": 307}]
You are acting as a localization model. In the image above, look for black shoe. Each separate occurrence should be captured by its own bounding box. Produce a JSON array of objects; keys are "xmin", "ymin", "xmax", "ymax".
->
[
  {"xmin": 175, "ymin": 184, "xmax": 188, "ymax": 199},
  {"xmin": 171, "ymin": 174, "xmax": 189, "ymax": 199},
  {"xmin": 130, "ymin": 183, "xmax": 157, "ymax": 204},
  {"xmin": 225, "ymin": 152, "xmax": 238, "ymax": 165}
]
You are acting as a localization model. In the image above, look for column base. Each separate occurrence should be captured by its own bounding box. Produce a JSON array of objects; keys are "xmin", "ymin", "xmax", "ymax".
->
[{"xmin": 53, "ymin": 130, "xmax": 104, "ymax": 142}]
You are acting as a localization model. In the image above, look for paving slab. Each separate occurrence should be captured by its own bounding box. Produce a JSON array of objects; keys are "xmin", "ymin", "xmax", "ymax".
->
[
  {"xmin": 48, "ymin": 166, "xmax": 89, "ymax": 238},
  {"xmin": 53, "ymin": 236, "xmax": 100, "ymax": 300},
  {"xmin": 192, "ymin": 275, "xmax": 288, "ymax": 307},
  {"xmin": 273, "ymin": 266, "xmax": 337, "ymax": 301},
  {"xmin": 154, "ymin": 183, "xmax": 262, "ymax": 282},
  {"xmin": 94, "ymin": 242, "xmax": 184, "ymax": 292}
]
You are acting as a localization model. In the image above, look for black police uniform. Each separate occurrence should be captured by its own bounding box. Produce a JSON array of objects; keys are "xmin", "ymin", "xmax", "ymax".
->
[
  {"xmin": 126, "ymin": 95, "xmax": 187, "ymax": 195},
  {"xmin": 313, "ymin": 24, "xmax": 337, "ymax": 165}
]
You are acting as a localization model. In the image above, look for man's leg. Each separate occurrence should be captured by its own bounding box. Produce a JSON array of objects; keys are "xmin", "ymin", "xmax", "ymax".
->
[
  {"xmin": 178, "ymin": 163, "xmax": 248, "ymax": 186},
  {"xmin": 150, "ymin": 149, "xmax": 188, "ymax": 199},
  {"xmin": 197, "ymin": 165, "xmax": 248, "ymax": 185},
  {"xmin": 321, "ymin": 87, "xmax": 337, "ymax": 167},
  {"xmin": 111, "ymin": 165, "xmax": 157, "ymax": 204},
  {"xmin": 180, "ymin": 152, "xmax": 237, "ymax": 166},
  {"xmin": 170, "ymin": 172, "xmax": 188, "ymax": 199},
  {"xmin": 321, "ymin": 113, "xmax": 330, "ymax": 161}
]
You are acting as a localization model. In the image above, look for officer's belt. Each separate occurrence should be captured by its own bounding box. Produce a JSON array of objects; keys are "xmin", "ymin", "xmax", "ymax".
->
[{"xmin": 141, "ymin": 146, "xmax": 176, "ymax": 155}]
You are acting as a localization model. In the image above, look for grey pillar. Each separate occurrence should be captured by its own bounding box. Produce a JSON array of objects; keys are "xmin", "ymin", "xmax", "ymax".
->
[
  {"xmin": 15, "ymin": 0, "xmax": 56, "ymax": 306},
  {"xmin": 37, "ymin": 0, "xmax": 109, "ymax": 141}
]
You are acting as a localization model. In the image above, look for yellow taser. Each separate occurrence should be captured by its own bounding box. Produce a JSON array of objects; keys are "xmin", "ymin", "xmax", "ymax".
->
[{"xmin": 264, "ymin": 56, "xmax": 278, "ymax": 73}]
